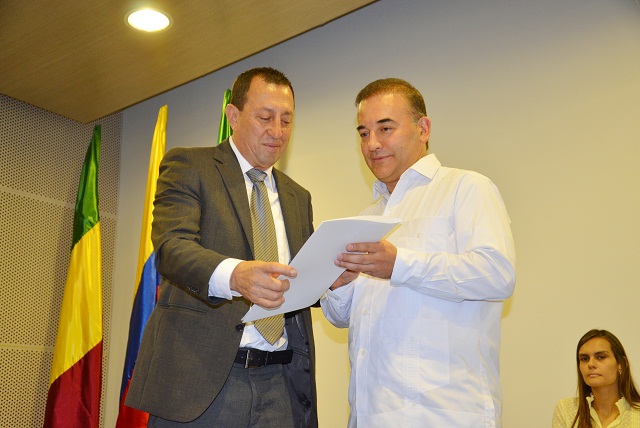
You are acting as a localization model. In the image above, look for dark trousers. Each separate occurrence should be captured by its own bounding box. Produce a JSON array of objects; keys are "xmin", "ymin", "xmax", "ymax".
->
[{"xmin": 147, "ymin": 364, "xmax": 295, "ymax": 428}]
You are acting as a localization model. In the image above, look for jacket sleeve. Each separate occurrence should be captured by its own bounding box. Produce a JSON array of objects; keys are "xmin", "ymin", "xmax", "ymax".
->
[{"xmin": 151, "ymin": 147, "xmax": 233, "ymax": 303}]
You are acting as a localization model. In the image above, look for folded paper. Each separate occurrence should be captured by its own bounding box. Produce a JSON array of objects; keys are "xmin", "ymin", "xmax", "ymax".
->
[{"xmin": 242, "ymin": 215, "xmax": 401, "ymax": 322}]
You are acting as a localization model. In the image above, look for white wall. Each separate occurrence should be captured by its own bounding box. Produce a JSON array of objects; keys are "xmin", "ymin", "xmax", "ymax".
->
[{"xmin": 106, "ymin": 1, "xmax": 640, "ymax": 426}]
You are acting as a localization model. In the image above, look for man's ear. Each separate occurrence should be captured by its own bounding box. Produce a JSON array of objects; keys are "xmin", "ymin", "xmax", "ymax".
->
[
  {"xmin": 419, "ymin": 116, "xmax": 431, "ymax": 141},
  {"xmin": 226, "ymin": 103, "xmax": 239, "ymax": 130}
]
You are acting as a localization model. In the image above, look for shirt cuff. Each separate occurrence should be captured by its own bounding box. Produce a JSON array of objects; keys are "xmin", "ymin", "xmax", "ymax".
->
[
  {"xmin": 323, "ymin": 282, "xmax": 353, "ymax": 305},
  {"xmin": 209, "ymin": 258, "xmax": 243, "ymax": 299},
  {"xmin": 389, "ymin": 246, "xmax": 410, "ymax": 286}
]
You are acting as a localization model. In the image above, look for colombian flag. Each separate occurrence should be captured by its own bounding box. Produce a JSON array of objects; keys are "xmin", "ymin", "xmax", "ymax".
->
[
  {"xmin": 116, "ymin": 105, "xmax": 167, "ymax": 427},
  {"xmin": 44, "ymin": 126, "xmax": 103, "ymax": 428}
]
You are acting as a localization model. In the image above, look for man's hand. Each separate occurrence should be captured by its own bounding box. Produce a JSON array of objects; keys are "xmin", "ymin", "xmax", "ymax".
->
[
  {"xmin": 230, "ymin": 261, "xmax": 296, "ymax": 308},
  {"xmin": 329, "ymin": 269, "xmax": 359, "ymax": 291},
  {"xmin": 334, "ymin": 240, "xmax": 397, "ymax": 280}
]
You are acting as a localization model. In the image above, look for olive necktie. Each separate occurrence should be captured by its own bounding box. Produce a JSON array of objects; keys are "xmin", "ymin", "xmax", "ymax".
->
[{"xmin": 246, "ymin": 168, "xmax": 285, "ymax": 344}]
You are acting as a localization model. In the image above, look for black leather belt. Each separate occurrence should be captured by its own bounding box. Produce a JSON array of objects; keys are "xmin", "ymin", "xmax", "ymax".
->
[{"xmin": 234, "ymin": 348, "xmax": 293, "ymax": 368}]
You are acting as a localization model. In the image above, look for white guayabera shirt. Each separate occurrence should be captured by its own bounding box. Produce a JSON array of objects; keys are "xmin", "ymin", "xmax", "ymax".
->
[{"xmin": 322, "ymin": 154, "xmax": 516, "ymax": 428}]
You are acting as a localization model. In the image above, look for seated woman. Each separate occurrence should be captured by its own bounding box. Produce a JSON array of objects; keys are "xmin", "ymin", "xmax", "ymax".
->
[{"xmin": 552, "ymin": 329, "xmax": 640, "ymax": 427}]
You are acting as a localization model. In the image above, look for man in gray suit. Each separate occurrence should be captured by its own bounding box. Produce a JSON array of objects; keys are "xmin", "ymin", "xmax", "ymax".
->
[{"xmin": 126, "ymin": 67, "xmax": 317, "ymax": 427}]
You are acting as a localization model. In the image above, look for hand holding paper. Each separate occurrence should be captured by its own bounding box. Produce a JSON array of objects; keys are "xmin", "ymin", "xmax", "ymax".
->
[
  {"xmin": 334, "ymin": 239, "xmax": 398, "ymax": 280},
  {"xmin": 230, "ymin": 260, "xmax": 296, "ymax": 308},
  {"xmin": 242, "ymin": 215, "xmax": 400, "ymax": 323}
]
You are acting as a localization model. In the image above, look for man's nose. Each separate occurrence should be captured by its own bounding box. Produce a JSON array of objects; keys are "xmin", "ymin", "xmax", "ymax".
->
[
  {"xmin": 269, "ymin": 120, "xmax": 283, "ymax": 139},
  {"xmin": 366, "ymin": 133, "xmax": 382, "ymax": 150}
]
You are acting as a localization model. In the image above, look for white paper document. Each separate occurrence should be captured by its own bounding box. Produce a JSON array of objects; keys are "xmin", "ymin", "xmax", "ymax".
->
[{"xmin": 242, "ymin": 215, "xmax": 400, "ymax": 322}]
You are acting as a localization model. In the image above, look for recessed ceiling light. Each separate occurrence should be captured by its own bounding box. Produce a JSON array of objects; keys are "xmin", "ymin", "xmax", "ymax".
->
[{"xmin": 126, "ymin": 8, "xmax": 172, "ymax": 32}]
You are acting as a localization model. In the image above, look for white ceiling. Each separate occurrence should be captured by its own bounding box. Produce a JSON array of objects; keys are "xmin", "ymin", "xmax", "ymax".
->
[{"xmin": 0, "ymin": 0, "xmax": 376, "ymax": 123}]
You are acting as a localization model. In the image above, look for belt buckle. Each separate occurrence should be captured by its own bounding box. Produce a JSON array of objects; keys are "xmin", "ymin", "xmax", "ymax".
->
[
  {"xmin": 244, "ymin": 349, "xmax": 252, "ymax": 368},
  {"xmin": 244, "ymin": 349, "xmax": 266, "ymax": 368}
]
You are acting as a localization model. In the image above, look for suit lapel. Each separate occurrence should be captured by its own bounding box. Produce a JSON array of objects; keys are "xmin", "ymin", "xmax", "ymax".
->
[{"xmin": 214, "ymin": 141, "xmax": 254, "ymax": 255}]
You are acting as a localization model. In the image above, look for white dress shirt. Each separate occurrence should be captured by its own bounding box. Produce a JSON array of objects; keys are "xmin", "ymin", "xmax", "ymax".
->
[
  {"xmin": 208, "ymin": 138, "xmax": 290, "ymax": 351},
  {"xmin": 321, "ymin": 154, "xmax": 516, "ymax": 427}
]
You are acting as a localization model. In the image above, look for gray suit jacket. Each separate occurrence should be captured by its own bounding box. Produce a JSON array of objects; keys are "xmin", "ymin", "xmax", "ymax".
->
[{"xmin": 126, "ymin": 140, "xmax": 317, "ymax": 427}]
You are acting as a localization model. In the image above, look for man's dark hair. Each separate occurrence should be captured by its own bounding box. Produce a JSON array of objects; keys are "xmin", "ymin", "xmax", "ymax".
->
[
  {"xmin": 230, "ymin": 67, "xmax": 294, "ymax": 110},
  {"xmin": 355, "ymin": 78, "xmax": 427, "ymax": 121}
]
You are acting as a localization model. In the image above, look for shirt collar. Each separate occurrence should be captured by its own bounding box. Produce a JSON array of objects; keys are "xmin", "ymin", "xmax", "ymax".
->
[
  {"xmin": 372, "ymin": 153, "xmax": 441, "ymax": 200},
  {"xmin": 586, "ymin": 395, "xmax": 630, "ymax": 412},
  {"xmin": 617, "ymin": 396, "xmax": 631, "ymax": 412},
  {"xmin": 229, "ymin": 137, "xmax": 275, "ymax": 191}
]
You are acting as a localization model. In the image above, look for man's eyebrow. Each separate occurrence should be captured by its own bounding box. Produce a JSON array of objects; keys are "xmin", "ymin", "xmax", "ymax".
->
[
  {"xmin": 357, "ymin": 118, "xmax": 394, "ymax": 131},
  {"xmin": 257, "ymin": 107, "xmax": 293, "ymax": 115}
]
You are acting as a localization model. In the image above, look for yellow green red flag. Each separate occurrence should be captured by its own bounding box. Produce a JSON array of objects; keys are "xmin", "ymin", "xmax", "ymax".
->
[{"xmin": 44, "ymin": 125, "xmax": 103, "ymax": 428}]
